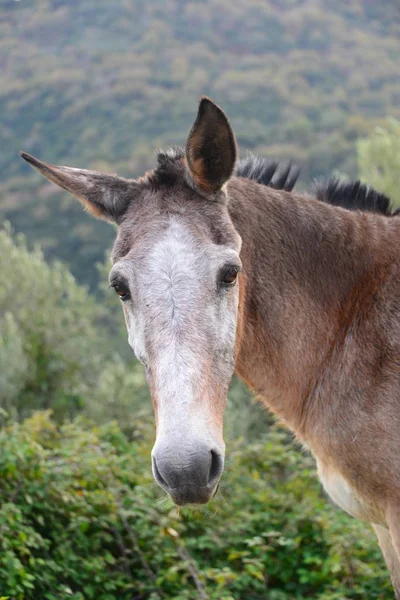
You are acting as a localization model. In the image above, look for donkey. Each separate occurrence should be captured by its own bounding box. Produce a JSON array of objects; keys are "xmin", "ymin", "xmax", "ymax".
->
[{"xmin": 21, "ymin": 97, "xmax": 400, "ymax": 595}]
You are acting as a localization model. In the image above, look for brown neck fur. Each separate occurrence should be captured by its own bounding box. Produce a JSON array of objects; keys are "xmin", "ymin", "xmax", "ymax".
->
[{"xmin": 229, "ymin": 176, "xmax": 398, "ymax": 440}]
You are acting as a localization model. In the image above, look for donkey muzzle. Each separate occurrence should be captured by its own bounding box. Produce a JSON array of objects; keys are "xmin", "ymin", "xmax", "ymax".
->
[{"xmin": 151, "ymin": 441, "xmax": 224, "ymax": 505}]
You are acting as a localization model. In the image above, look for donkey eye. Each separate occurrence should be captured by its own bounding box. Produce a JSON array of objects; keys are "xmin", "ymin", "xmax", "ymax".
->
[
  {"xmin": 220, "ymin": 266, "xmax": 239, "ymax": 286},
  {"xmin": 112, "ymin": 282, "xmax": 130, "ymax": 301}
]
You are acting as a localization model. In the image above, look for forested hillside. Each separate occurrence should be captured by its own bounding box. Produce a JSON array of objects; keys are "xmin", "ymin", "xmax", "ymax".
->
[{"xmin": 2, "ymin": 0, "xmax": 400, "ymax": 285}]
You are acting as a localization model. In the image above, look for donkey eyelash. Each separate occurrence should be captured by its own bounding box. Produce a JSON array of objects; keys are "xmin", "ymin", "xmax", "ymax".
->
[
  {"xmin": 221, "ymin": 264, "xmax": 242, "ymax": 275},
  {"xmin": 108, "ymin": 273, "xmax": 129, "ymax": 289},
  {"xmin": 110, "ymin": 280, "xmax": 131, "ymax": 301}
]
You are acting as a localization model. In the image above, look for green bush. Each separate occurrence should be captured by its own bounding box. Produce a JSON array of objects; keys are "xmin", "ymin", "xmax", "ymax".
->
[
  {"xmin": 0, "ymin": 224, "xmax": 104, "ymax": 420},
  {"xmin": 0, "ymin": 412, "xmax": 391, "ymax": 600},
  {"xmin": 0, "ymin": 225, "xmax": 148, "ymax": 427}
]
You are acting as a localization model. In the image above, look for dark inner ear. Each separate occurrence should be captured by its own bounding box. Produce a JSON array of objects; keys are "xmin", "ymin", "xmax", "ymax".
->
[{"xmin": 185, "ymin": 97, "xmax": 237, "ymax": 195}]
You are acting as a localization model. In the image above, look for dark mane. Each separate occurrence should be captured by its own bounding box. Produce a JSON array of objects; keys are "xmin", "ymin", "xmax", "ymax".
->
[
  {"xmin": 312, "ymin": 178, "xmax": 396, "ymax": 216},
  {"xmin": 153, "ymin": 151, "xmax": 395, "ymax": 218},
  {"xmin": 236, "ymin": 155, "xmax": 300, "ymax": 191}
]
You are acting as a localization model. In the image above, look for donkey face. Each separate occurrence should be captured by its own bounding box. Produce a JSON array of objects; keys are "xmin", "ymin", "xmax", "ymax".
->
[{"xmin": 21, "ymin": 98, "xmax": 241, "ymax": 505}]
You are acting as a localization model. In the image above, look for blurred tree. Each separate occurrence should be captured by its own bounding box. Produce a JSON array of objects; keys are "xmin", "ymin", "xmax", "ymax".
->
[
  {"xmin": 0, "ymin": 225, "xmax": 149, "ymax": 428},
  {"xmin": 357, "ymin": 118, "xmax": 400, "ymax": 209}
]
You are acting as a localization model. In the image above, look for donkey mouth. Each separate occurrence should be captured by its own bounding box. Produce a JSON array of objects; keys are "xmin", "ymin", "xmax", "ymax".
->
[{"xmin": 168, "ymin": 483, "xmax": 220, "ymax": 506}]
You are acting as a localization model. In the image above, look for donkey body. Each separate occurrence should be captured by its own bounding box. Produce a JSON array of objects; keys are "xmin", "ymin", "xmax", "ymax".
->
[{"xmin": 21, "ymin": 98, "xmax": 400, "ymax": 595}]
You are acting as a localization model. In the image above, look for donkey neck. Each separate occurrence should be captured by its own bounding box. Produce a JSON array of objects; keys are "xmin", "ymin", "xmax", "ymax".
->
[{"xmin": 229, "ymin": 177, "xmax": 396, "ymax": 439}]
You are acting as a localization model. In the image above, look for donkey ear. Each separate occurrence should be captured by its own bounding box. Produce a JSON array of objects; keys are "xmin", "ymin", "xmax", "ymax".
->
[
  {"xmin": 20, "ymin": 152, "xmax": 137, "ymax": 224},
  {"xmin": 185, "ymin": 97, "xmax": 237, "ymax": 196}
]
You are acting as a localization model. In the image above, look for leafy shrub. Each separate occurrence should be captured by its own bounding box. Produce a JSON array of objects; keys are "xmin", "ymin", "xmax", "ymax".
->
[
  {"xmin": 0, "ymin": 224, "xmax": 103, "ymax": 419},
  {"xmin": 0, "ymin": 225, "xmax": 148, "ymax": 426},
  {"xmin": 0, "ymin": 412, "xmax": 392, "ymax": 600}
]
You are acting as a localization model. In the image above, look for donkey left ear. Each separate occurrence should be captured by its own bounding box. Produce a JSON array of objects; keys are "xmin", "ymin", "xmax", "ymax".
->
[
  {"xmin": 20, "ymin": 152, "xmax": 138, "ymax": 224},
  {"xmin": 185, "ymin": 97, "xmax": 237, "ymax": 197}
]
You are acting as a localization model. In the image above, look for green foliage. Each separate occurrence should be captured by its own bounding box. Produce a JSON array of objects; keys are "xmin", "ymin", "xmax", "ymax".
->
[
  {"xmin": 0, "ymin": 225, "xmax": 148, "ymax": 426},
  {"xmin": 1, "ymin": 0, "xmax": 400, "ymax": 287},
  {"xmin": 225, "ymin": 376, "xmax": 272, "ymax": 441},
  {"xmin": 0, "ymin": 413, "xmax": 392, "ymax": 599},
  {"xmin": 357, "ymin": 118, "xmax": 400, "ymax": 208},
  {"xmin": 0, "ymin": 224, "xmax": 100, "ymax": 419}
]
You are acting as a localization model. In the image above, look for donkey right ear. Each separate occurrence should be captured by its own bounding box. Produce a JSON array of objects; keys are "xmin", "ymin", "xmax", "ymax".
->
[{"xmin": 20, "ymin": 152, "xmax": 138, "ymax": 224}]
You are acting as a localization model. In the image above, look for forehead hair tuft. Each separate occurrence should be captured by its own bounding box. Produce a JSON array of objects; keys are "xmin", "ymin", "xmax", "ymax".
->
[
  {"xmin": 157, "ymin": 147, "xmax": 185, "ymax": 168},
  {"xmin": 141, "ymin": 148, "xmax": 185, "ymax": 189}
]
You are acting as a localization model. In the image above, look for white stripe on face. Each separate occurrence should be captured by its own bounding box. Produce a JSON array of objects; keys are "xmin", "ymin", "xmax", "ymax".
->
[
  {"xmin": 142, "ymin": 218, "xmax": 209, "ymax": 434},
  {"xmin": 120, "ymin": 216, "xmax": 240, "ymax": 439}
]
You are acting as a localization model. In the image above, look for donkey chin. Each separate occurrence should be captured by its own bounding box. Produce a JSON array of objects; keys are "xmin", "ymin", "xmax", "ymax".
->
[{"xmin": 151, "ymin": 437, "xmax": 225, "ymax": 506}]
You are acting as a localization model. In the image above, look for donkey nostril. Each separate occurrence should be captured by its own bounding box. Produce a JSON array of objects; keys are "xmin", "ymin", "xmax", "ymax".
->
[
  {"xmin": 152, "ymin": 448, "xmax": 223, "ymax": 494},
  {"xmin": 152, "ymin": 457, "xmax": 168, "ymax": 489},
  {"xmin": 208, "ymin": 450, "xmax": 223, "ymax": 485}
]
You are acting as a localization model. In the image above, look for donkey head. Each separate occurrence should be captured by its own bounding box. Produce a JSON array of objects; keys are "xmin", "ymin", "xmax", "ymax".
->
[{"xmin": 21, "ymin": 98, "xmax": 242, "ymax": 505}]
